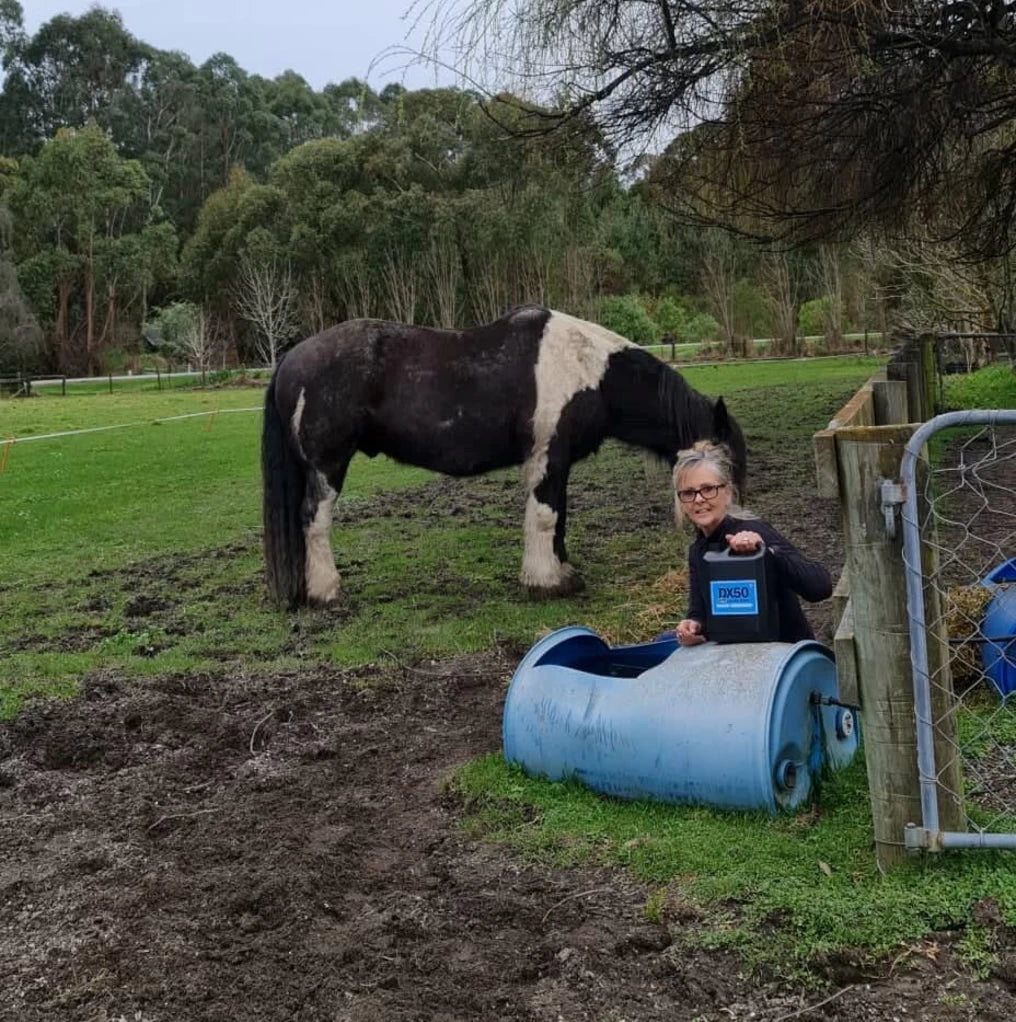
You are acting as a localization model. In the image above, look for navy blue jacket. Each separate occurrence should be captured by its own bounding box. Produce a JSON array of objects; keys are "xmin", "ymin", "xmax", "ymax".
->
[{"xmin": 686, "ymin": 516, "xmax": 832, "ymax": 643}]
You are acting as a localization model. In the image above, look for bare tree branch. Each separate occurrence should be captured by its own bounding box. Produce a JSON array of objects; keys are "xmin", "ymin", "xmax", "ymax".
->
[
  {"xmin": 233, "ymin": 253, "xmax": 300, "ymax": 369},
  {"xmin": 434, "ymin": 1, "xmax": 1016, "ymax": 259}
]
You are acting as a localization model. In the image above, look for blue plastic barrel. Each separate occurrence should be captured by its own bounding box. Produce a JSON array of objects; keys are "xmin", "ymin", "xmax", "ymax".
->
[
  {"xmin": 502, "ymin": 626, "xmax": 859, "ymax": 813},
  {"xmin": 981, "ymin": 558, "xmax": 1016, "ymax": 699}
]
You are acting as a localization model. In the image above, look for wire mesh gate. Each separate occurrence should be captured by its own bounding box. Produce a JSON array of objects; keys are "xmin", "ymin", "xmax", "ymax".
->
[{"xmin": 900, "ymin": 410, "xmax": 1016, "ymax": 851}]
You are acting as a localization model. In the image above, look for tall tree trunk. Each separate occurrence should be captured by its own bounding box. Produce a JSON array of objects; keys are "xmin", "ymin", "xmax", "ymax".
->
[
  {"xmin": 85, "ymin": 233, "xmax": 96, "ymax": 373},
  {"xmin": 54, "ymin": 276, "xmax": 71, "ymax": 371}
]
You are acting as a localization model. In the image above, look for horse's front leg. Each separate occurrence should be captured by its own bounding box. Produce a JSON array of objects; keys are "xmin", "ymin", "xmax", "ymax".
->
[{"xmin": 519, "ymin": 458, "xmax": 584, "ymax": 599}]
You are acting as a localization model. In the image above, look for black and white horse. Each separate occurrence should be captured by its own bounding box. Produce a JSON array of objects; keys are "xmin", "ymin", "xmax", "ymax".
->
[{"xmin": 261, "ymin": 305, "xmax": 746, "ymax": 608}]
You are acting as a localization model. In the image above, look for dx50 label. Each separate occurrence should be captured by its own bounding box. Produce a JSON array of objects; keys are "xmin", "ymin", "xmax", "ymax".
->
[{"xmin": 709, "ymin": 579, "xmax": 759, "ymax": 615}]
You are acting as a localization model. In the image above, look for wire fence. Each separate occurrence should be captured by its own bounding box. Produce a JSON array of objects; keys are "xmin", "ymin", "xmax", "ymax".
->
[
  {"xmin": 0, "ymin": 365, "xmax": 271, "ymax": 398},
  {"xmin": 936, "ymin": 332, "xmax": 1016, "ymax": 375},
  {"xmin": 901, "ymin": 410, "xmax": 1016, "ymax": 850},
  {"xmin": 0, "ymin": 407, "xmax": 264, "ymax": 478}
]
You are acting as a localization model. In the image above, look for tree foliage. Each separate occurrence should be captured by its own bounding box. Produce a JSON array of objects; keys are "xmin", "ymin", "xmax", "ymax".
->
[
  {"xmin": 3, "ymin": 2, "xmax": 968, "ymax": 373},
  {"xmin": 437, "ymin": 1, "xmax": 1016, "ymax": 260},
  {"xmin": 0, "ymin": 203, "xmax": 41, "ymax": 374},
  {"xmin": 7, "ymin": 122, "xmax": 176, "ymax": 373}
]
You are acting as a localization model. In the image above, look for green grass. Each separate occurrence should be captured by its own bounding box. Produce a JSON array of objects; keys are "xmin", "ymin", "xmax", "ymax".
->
[
  {"xmin": 678, "ymin": 354, "xmax": 883, "ymax": 394},
  {"xmin": 0, "ymin": 362, "xmax": 880, "ymax": 696},
  {"xmin": 940, "ymin": 364, "xmax": 1016, "ymax": 411},
  {"xmin": 0, "ymin": 361, "xmax": 880, "ymax": 712},
  {"xmin": 450, "ymin": 754, "xmax": 1016, "ymax": 980},
  {"xmin": 0, "ymin": 382, "xmax": 263, "ymax": 434},
  {"xmin": 0, "ymin": 390, "xmax": 433, "ymax": 585},
  {"xmin": 21, "ymin": 355, "xmax": 1016, "ymax": 982},
  {"xmin": 3, "ymin": 367, "xmax": 269, "ymax": 399}
]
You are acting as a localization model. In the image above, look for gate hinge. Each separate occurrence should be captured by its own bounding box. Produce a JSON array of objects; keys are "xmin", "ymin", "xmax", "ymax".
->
[
  {"xmin": 880, "ymin": 479, "xmax": 907, "ymax": 538},
  {"xmin": 905, "ymin": 822, "xmax": 943, "ymax": 853}
]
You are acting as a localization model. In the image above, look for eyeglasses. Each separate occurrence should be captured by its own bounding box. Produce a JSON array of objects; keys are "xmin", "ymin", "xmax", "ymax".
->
[{"xmin": 676, "ymin": 483, "xmax": 726, "ymax": 504}]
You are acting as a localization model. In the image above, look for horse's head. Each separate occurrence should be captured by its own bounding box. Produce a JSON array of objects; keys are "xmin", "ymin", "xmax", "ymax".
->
[{"xmin": 712, "ymin": 397, "xmax": 748, "ymax": 498}]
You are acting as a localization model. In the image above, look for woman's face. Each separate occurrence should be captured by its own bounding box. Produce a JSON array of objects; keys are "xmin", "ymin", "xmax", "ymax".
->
[{"xmin": 676, "ymin": 463, "xmax": 732, "ymax": 535}]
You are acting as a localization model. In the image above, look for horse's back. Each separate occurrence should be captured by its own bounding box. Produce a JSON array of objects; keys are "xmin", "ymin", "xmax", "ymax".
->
[{"xmin": 272, "ymin": 310, "xmax": 553, "ymax": 475}]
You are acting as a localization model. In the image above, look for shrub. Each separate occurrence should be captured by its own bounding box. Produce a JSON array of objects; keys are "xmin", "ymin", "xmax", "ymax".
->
[
  {"xmin": 597, "ymin": 294, "xmax": 660, "ymax": 345},
  {"xmin": 798, "ymin": 296, "xmax": 851, "ymax": 340},
  {"xmin": 682, "ymin": 312, "xmax": 721, "ymax": 344},
  {"xmin": 941, "ymin": 364, "xmax": 1016, "ymax": 410},
  {"xmin": 797, "ymin": 297, "xmax": 831, "ymax": 337},
  {"xmin": 733, "ymin": 280, "xmax": 770, "ymax": 339},
  {"xmin": 655, "ymin": 296, "xmax": 690, "ymax": 339},
  {"xmin": 144, "ymin": 302, "xmax": 200, "ymax": 358}
]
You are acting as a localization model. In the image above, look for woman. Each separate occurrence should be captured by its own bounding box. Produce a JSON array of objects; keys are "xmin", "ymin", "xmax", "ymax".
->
[{"xmin": 673, "ymin": 440, "xmax": 832, "ymax": 646}]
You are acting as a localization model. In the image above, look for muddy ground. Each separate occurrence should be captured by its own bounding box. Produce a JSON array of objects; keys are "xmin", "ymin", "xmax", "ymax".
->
[{"xmin": 2, "ymin": 388, "xmax": 1016, "ymax": 1021}]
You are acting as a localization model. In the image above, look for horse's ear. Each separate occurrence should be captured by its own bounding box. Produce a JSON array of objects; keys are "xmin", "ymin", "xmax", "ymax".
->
[{"xmin": 713, "ymin": 396, "xmax": 730, "ymax": 438}]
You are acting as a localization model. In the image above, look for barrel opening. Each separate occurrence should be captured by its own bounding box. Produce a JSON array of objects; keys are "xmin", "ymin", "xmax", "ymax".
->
[{"xmin": 532, "ymin": 635, "xmax": 677, "ymax": 679}]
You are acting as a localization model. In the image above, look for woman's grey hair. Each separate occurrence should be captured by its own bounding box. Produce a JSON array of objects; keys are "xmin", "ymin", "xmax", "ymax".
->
[{"xmin": 672, "ymin": 440, "xmax": 753, "ymax": 528}]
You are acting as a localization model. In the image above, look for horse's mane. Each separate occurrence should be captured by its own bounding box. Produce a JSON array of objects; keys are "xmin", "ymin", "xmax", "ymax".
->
[{"xmin": 656, "ymin": 361, "xmax": 715, "ymax": 449}]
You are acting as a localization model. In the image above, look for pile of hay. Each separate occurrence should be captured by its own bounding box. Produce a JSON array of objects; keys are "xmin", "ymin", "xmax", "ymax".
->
[
  {"xmin": 946, "ymin": 584, "xmax": 995, "ymax": 684},
  {"xmin": 600, "ymin": 568, "xmax": 689, "ymax": 647}
]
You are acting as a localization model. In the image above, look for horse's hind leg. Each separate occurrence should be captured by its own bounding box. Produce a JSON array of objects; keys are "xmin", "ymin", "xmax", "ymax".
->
[
  {"xmin": 303, "ymin": 444, "xmax": 358, "ymax": 607},
  {"xmin": 302, "ymin": 470, "xmax": 340, "ymax": 605}
]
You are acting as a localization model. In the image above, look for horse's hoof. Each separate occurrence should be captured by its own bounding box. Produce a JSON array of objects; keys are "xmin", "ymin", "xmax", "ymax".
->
[{"xmin": 526, "ymin": 573, "xmax": 585, "ymax": 601}]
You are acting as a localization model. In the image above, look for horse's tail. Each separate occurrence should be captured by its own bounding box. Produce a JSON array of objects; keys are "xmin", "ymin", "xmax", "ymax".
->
[{"xmin": 262, "ymin": 371, "xmax": 307, "ymax": 608}]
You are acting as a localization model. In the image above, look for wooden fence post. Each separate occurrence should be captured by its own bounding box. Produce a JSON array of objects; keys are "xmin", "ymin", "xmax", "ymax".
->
[
  {"xmin": 835, "ymin": 425, "xmax": 964, "ymax": 868},
  {"xmin": 872, "ymin": 379, "xmax": 909, "ymax": 426},
  {"xmin": 887, "ymin": 337, "xmax": 936, "ymax": 423},
  {"xmin": 919, "ymin": 335, "xmax": 937, "ymax": 414}
]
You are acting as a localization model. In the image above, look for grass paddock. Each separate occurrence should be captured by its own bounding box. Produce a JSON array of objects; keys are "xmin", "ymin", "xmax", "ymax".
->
[{"xmin": 3, "ymin": 356, "xmax": 1014, "ymax": 981}]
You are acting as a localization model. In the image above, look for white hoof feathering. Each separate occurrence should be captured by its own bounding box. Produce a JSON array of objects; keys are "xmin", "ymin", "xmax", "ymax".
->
[
  {"xmin": 520, "ymin": 495, "xmax": 571, "ymax": 589},
  {"xmin": 305, "ymin": 482, "xmax": 340, "ymax": 604}
]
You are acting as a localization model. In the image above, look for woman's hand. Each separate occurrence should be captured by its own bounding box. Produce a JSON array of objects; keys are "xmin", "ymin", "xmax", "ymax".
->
[
  {"xmin": 726, "ymin": 530, "xmax": 763, "ymax": 554},
  {"xmin": 676, "ymin": 618, "xmax": 706, "ymax": 646}
]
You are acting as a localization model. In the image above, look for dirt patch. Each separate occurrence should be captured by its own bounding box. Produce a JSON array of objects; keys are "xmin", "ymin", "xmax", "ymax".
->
[{"xmin": 3, "ymin": 650, "xmax": 1015, "ymax": 1021}]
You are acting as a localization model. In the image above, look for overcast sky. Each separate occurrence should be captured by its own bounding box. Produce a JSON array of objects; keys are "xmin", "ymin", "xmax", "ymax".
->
[{"xmin": 22, "ymin": 1, "xmax": 459, "ymax": 91}]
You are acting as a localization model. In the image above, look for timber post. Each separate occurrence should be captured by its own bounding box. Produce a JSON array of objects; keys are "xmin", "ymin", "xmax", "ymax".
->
[
  {"xmin": 813, "ymin": 366, "xmax": 963, "ymax": 868},
  {"xmin": 836, "ymin": 425, "xmax": 921, "ymax": 867},
  {"xmin": 833, "ymin": 424, "xmax": 964, "ymax": 867},
  {"xmin": 887, "ymin": 335, "xmax": 937, "ymax": 422}
]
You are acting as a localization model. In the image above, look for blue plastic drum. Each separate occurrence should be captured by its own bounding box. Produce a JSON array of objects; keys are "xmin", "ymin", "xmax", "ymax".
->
[
  {"xmin": 981, "ymin": 558, "xmax": 1016, "ymax": 699},
  {"xmin": 502, "ymin": 627, "xmax": 859, "ymax": 813}
]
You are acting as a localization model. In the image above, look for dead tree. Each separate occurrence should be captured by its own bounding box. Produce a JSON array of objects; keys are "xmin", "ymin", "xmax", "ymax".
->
[{"xmin": 233, "ymin": 253, "xmax": 300, "ymax": 369}]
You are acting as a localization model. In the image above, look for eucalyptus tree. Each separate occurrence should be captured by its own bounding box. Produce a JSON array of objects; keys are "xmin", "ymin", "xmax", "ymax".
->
[
  {"xmin": 322, "ymin": 77, "xmax": 386, "ymax": 135},
  {"xmin": 119, "ymin": 48, "xmax": 203, "ymax": 229},
  {"xmin": 182, "ymin": 81, "xmax": 636, "ymax": 333},
  {"xmin": 0, "ymin": 7, "xmax": 147, "ymax": 153},
  {"xmin": 8, "ymin": 123, "xmax": 176, "ymax": 374},
  {"xmin": 0, "ymin": 203, "xmax": 41, "ymax": 374},
  {"xmin": 269, "ymin": 70, "xmax": 338, "ymax": 148}
]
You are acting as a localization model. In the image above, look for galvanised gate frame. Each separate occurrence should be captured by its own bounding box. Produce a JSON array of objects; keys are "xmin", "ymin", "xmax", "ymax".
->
[{"xmin": 900, "ymin": 410, "xmax": 1016, "ymax": 852}]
